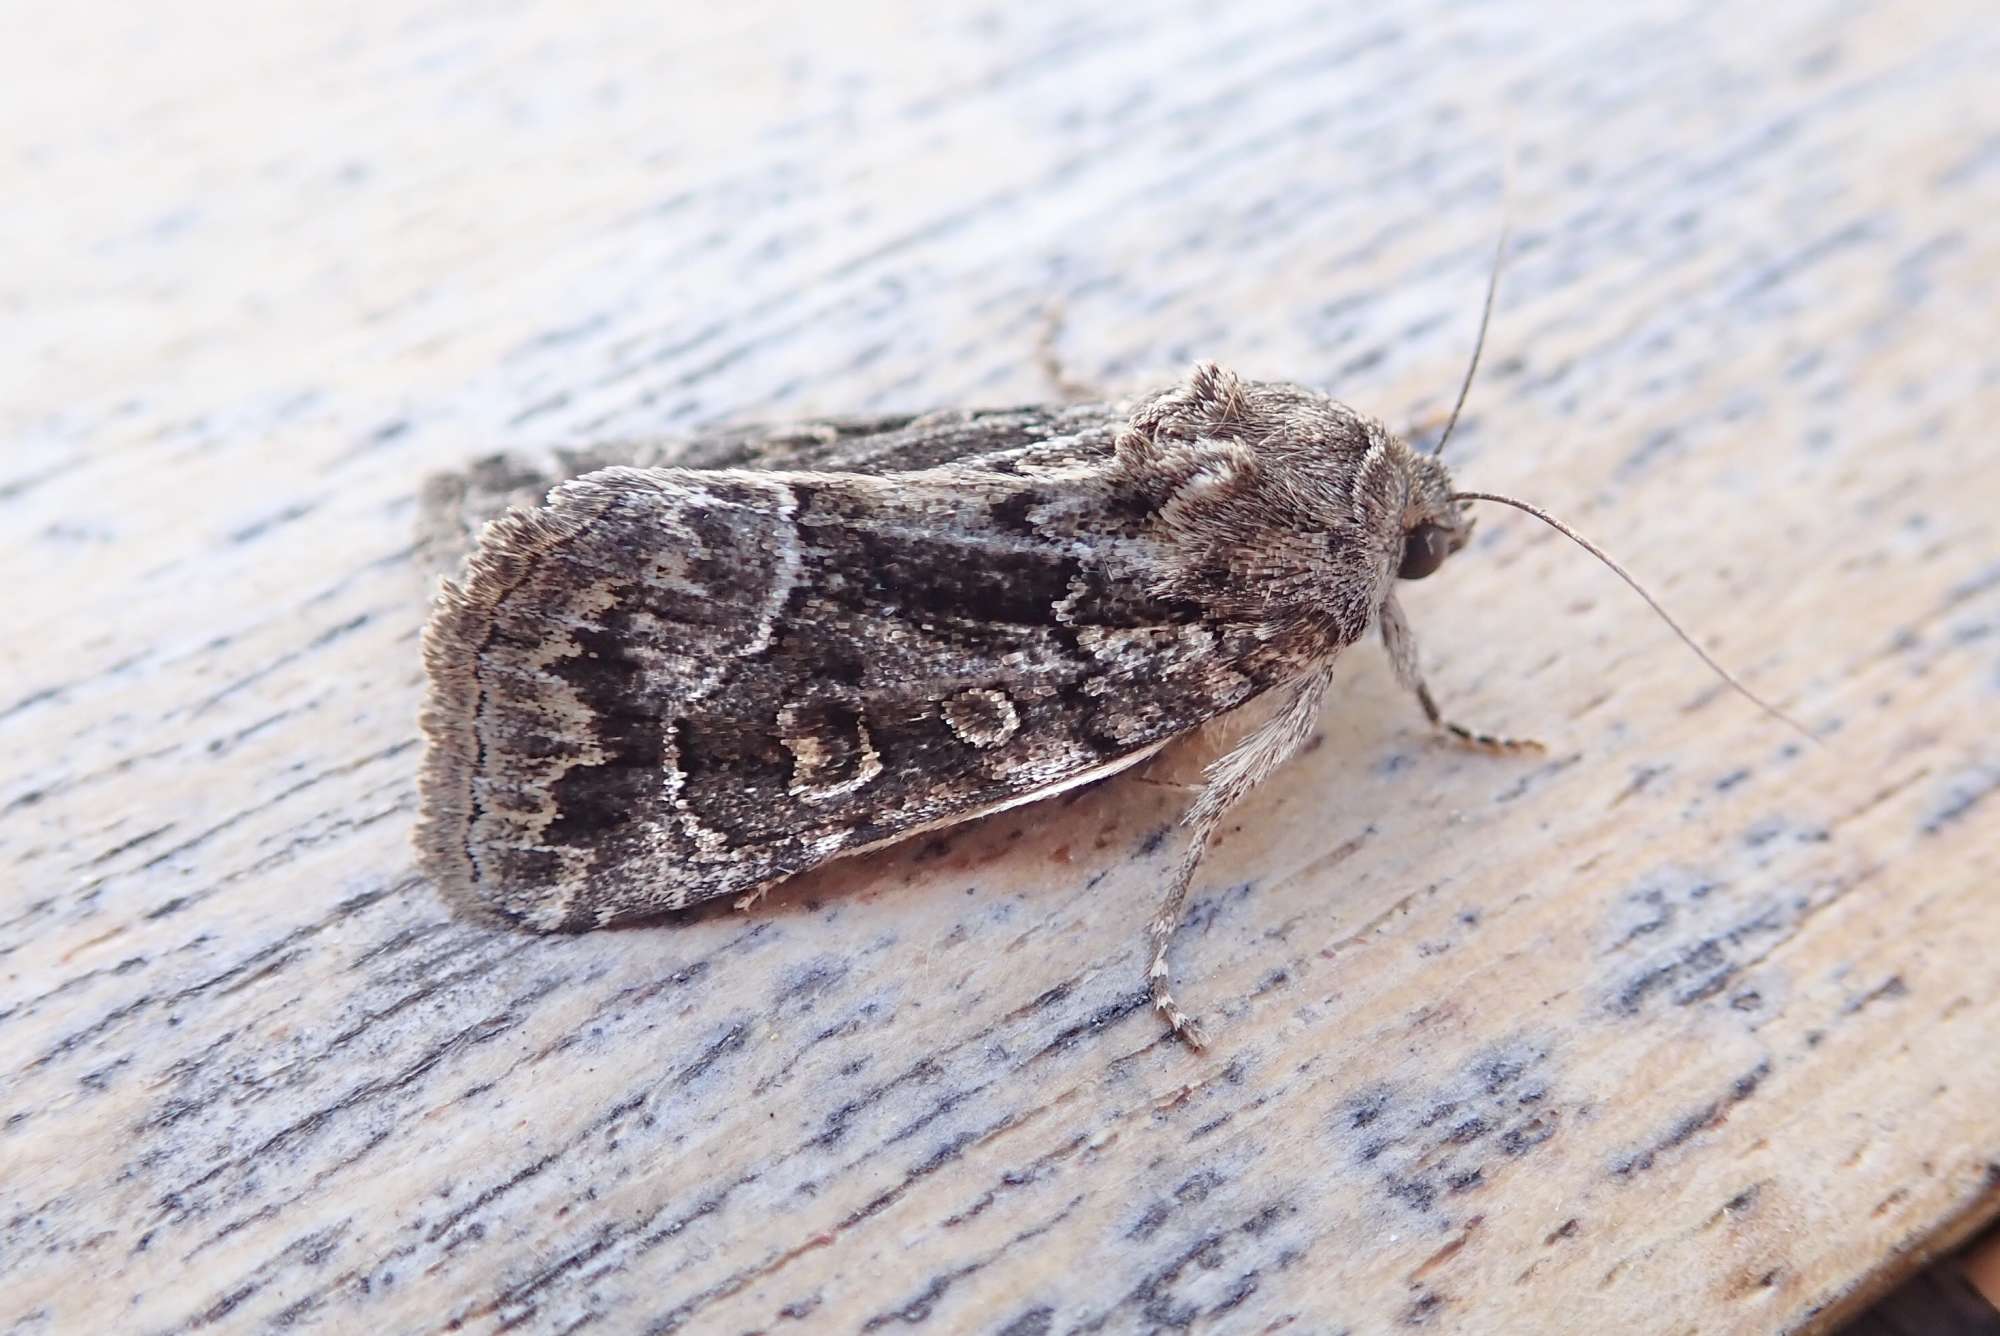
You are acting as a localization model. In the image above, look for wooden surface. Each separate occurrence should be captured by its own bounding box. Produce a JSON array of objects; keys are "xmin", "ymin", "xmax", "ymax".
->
[{"xmin": 5, "ymin": 2, "xmax": 1998, "ymax": 1332}]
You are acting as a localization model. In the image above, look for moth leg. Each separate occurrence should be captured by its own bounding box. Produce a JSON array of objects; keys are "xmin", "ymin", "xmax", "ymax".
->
[
  {"xmin": 1035, "ymin": 303, "xmax": 1100, "ymax": 402},
  {"xmin": 732, "ymin": 873, "xmax": 790, "ymax": 912},
  {"xmin": 1148, "ymin": 665, "xmax": 1336, "ymax": 1049},
  {"xmin": 1379, "ymin": 593, "xmax": 1544, "ymax": 755}
]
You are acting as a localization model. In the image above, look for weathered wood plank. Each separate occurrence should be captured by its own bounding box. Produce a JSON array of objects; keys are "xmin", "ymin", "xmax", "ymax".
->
[{"xmin": 4, "ymin": 2, "xmax": 1997, "ymax": 1332}]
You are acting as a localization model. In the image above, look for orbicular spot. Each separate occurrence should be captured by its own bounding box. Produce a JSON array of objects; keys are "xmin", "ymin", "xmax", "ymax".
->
[
  {"xmin": 942, "ymin": 687, "xmax": 1021, "ymax": 749},
  {"xmin": 778, "ymin": 699, "xmax": 882, "ymax": 803}
]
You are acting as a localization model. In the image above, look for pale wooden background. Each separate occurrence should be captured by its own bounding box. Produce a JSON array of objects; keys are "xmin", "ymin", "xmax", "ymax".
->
[{"xmin": 5, "ymin": 2, "xmax": 1998, "ymax": 1333}]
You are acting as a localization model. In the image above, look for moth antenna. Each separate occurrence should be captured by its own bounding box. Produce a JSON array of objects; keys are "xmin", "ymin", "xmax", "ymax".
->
[
  {"xmin": 1450, "ymin": 490, "xmax": 1815, "ymax": 742},
  {"xmin": 1431, "ymin": 225, "xmax": 1508, "ymax": 459}
]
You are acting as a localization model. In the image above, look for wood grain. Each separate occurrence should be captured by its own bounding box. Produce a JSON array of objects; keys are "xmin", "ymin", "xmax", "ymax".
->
[{"xmin": 5, "ymin": 1, "xmax": 1997, "ymax": 1332}]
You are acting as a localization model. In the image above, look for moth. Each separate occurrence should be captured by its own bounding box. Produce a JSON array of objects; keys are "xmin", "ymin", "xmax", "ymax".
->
[{"xmin": 415, "ymin": 275, "xmax": 1798, "ymax": 1048}]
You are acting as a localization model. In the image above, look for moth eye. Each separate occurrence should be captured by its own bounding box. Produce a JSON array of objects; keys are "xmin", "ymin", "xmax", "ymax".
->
[{"xmin": 1397, "ymin": 523, "xmax": 1450, "ymax": 580}]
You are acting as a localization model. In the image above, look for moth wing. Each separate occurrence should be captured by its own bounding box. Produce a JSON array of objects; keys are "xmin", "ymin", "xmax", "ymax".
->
[
  {"xmin": 417, "ymin": 463, "xmax": 1275, "ymax": 929},
  {"xmin": 417, "ymin": 404, "xmax": 1123, "ymax": 578}
]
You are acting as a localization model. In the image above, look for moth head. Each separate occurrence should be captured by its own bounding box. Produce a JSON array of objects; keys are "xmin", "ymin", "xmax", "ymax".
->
[{"xmin": 1396, "ymin": 450, "xmax": 1473, "ymax": 582}]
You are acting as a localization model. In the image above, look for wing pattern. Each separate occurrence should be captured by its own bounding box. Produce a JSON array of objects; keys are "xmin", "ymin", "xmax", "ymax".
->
[{"xmin": 419, "ymin": 456, "xmax": 1292, "ymax": 928}]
